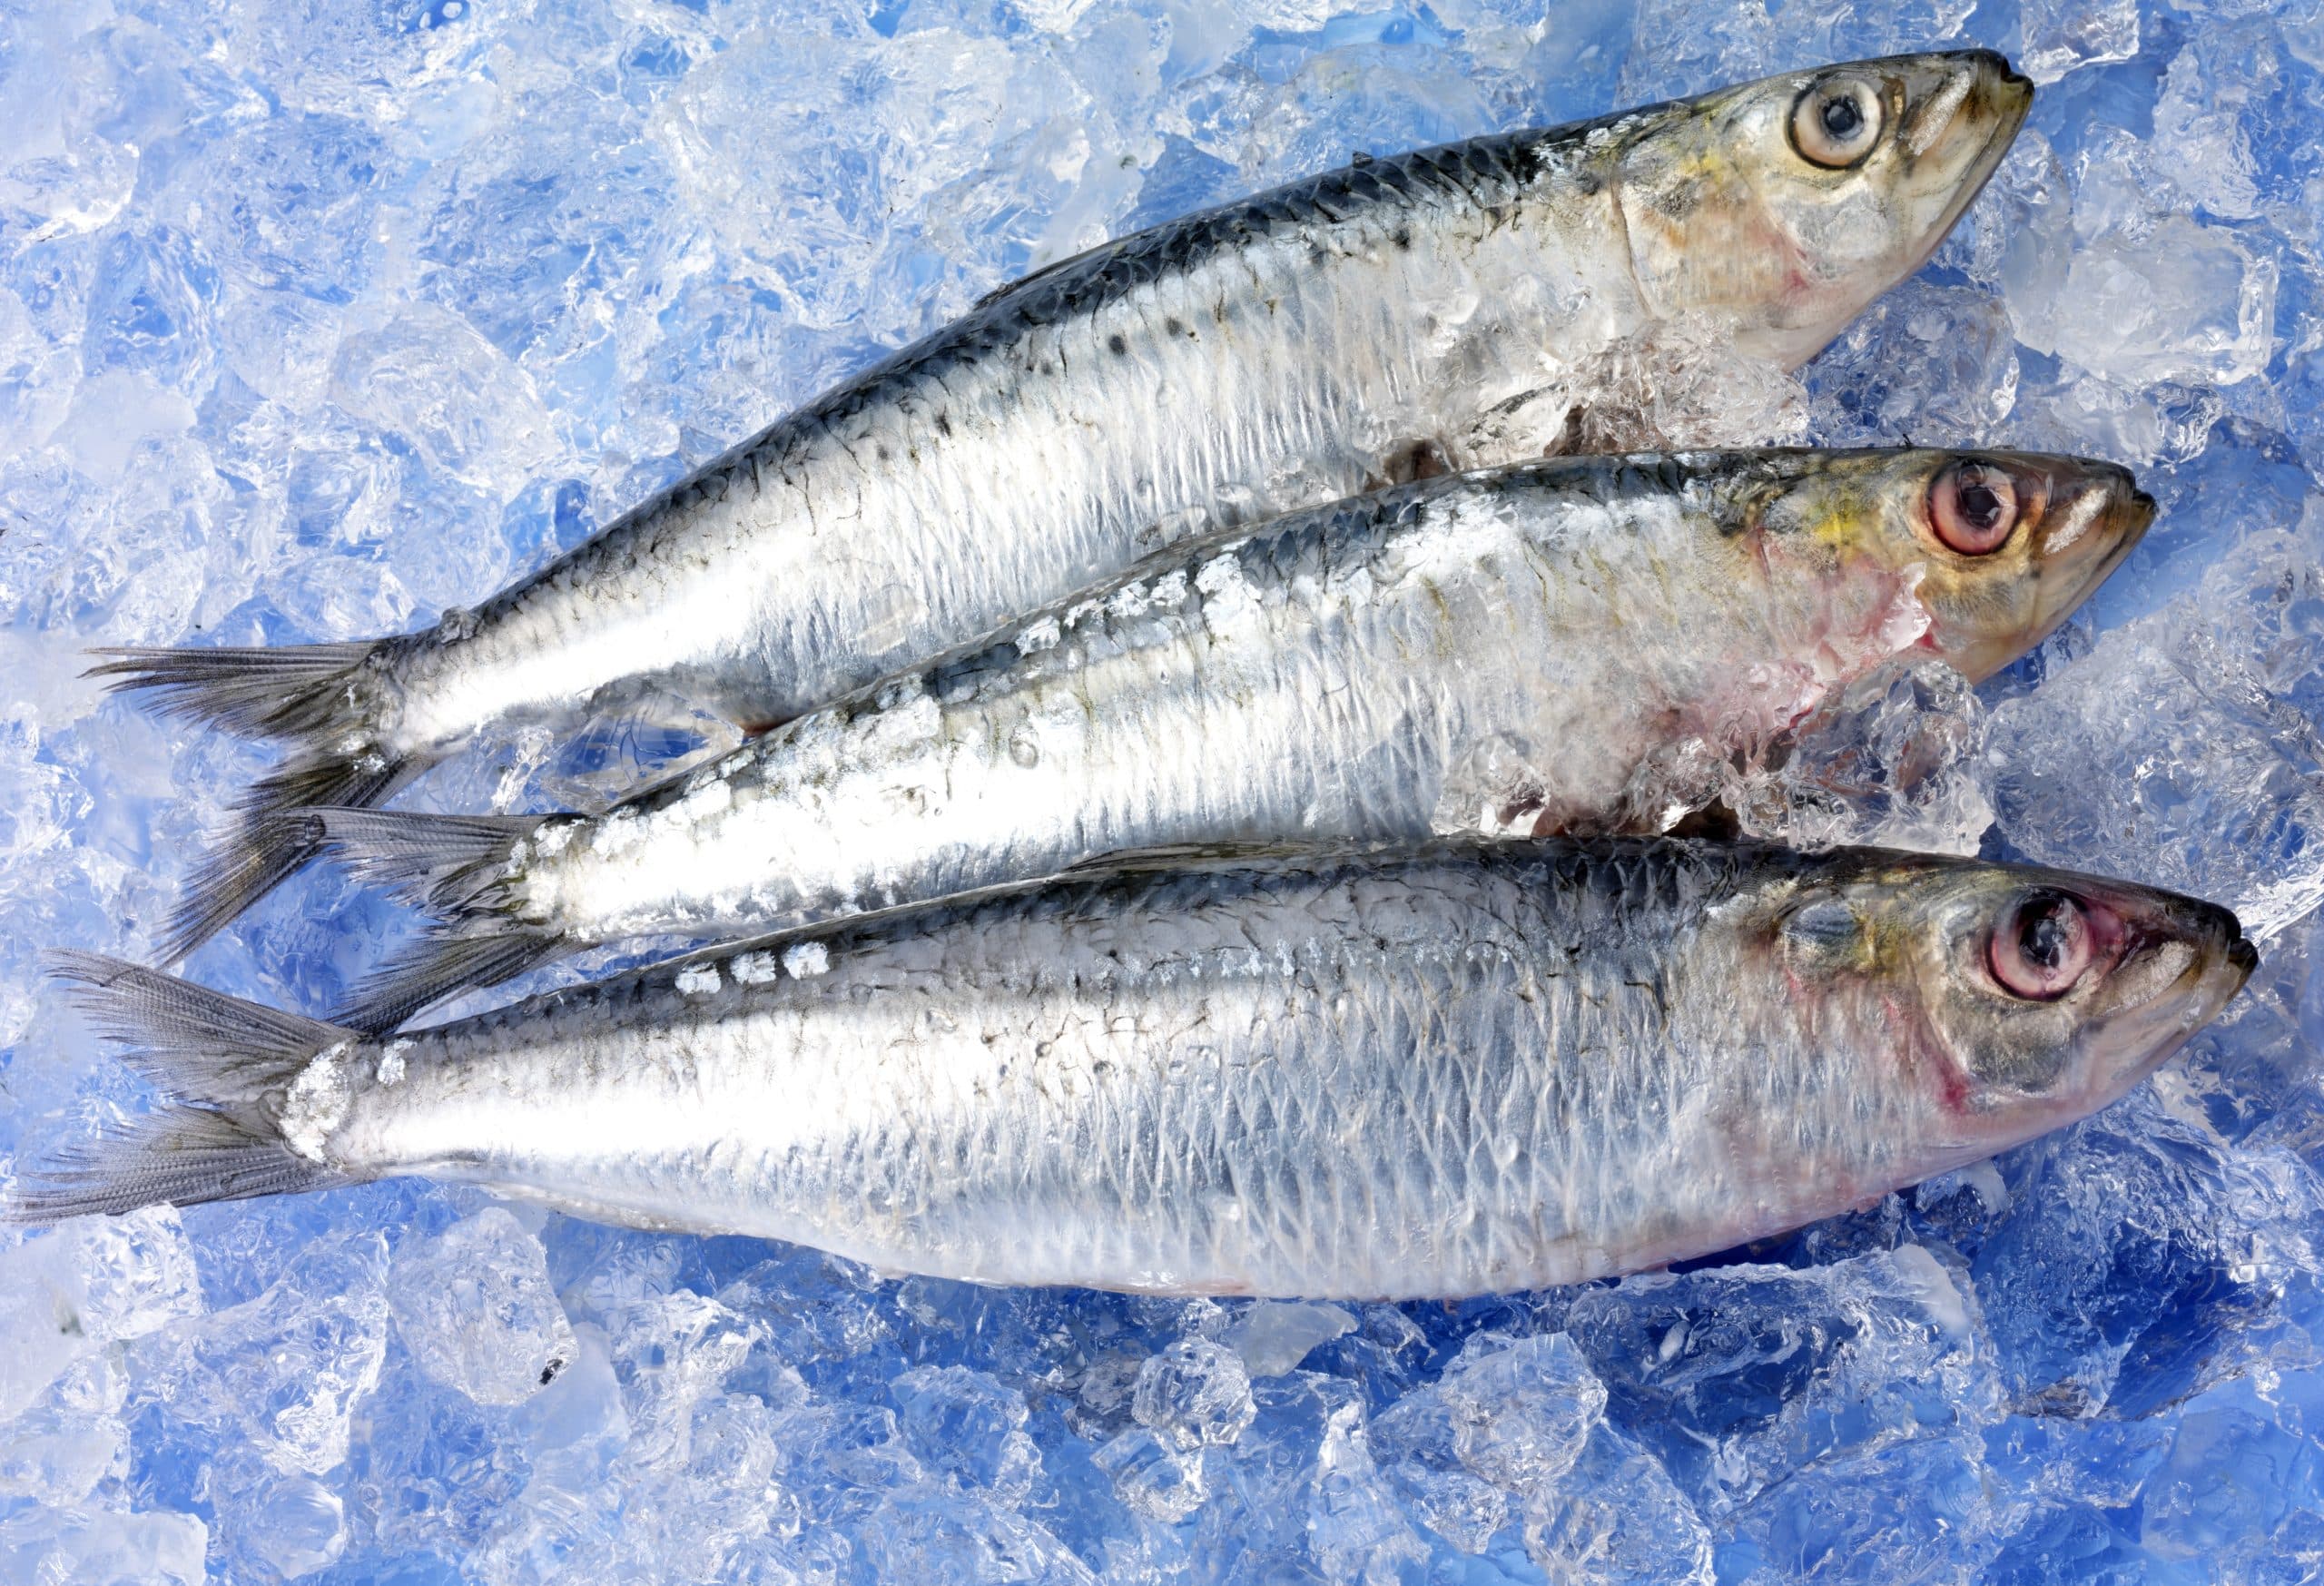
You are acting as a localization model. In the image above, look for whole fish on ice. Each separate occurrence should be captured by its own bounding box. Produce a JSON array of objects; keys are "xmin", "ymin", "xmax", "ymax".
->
[
  {"xmin": 311, "ymin": 447, "xmax": 2150, "ymax": 1029},
  {"xmin": 93, "ymin": 52, "xmax": 2034, "ymax": 957},
  {"xmin": 11, "ymin": 840, "xmax": 2249, "ymax": 1299}
]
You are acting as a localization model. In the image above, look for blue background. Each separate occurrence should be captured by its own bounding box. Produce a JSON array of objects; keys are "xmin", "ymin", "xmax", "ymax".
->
[{"xmin": 2, "ymin": 0, "xmax": 2321, "ymax": 1579}]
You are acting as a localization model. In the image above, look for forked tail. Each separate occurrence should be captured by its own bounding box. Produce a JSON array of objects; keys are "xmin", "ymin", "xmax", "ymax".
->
[
  {"xmin": 86, "ymin": 643, "xmax": 420, "ymax": 960},
  {"xmin": 303, "ymin": 807, "xmax": 568, "ymax": 1033},
  {"xmin": 4, "ymin": 954, "xmax": 361, "ymax": 1225}
]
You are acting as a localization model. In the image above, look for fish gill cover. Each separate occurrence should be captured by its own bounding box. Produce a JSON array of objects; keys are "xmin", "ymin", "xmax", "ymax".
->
[{"xmin": 0, "ymin": 0, "xmax": 2319, "ymax": 1581}]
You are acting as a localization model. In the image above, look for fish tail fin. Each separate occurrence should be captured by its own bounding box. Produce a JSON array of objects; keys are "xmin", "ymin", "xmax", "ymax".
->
[
  {"xmin": 85, "ymin": 641, "xmax": 386, "ymax": 742},
  {"xmin": 334, "ymin": 930, "xmax": 566, "ymax": 1035},
  {"xmin": 5, "ymin": 954, "xmax": 360, "ymax": 1225},
  {"xmin": 307, "ymin": 807, "xmax": 545, "ymax": 915},
  {"xmin": 303, "ymin": 806, "xmax": 565, "ymax": 1031},
  {"xmin": 88, "ymin": 639, "xmax": 423, "ymax": 960},
  {"xmin": 158, "ymin": 753, "xmax": 421, "ymax": 964}
]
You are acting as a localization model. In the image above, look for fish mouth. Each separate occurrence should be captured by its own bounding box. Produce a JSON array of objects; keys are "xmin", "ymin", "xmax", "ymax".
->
[
  {"xmin": 1897, "ymin": 53, "xmax": 2035, "ymax": 280},
  {"xmin": 2013, "ymin": 460, "xmax": 2154, "ymax": 656},
  {"xmin": 2077, "ymin": 894, "xmax": 2254, "ymax": 1105},
  {"xmin": 2082, "ymin": 483, "xmax": 2158, "ymax": 591}
]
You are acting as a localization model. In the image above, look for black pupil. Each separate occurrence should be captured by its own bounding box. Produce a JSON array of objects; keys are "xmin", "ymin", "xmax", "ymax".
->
[
  {"xmin": 1958, "ymin": 480, "xmax": 2004, "ymax": 530},
  {"xmin": 2018, "ymin": 901, "xmax": 2071, "ymax": 972},
  {"xmin": 1821, "ymin": 94, "xmax": 1864, "ymax": 139}
]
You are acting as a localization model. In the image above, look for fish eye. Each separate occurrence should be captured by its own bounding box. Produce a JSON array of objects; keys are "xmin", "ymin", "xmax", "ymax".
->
[
  {"xmin": 1988, "ymin": 891, "xmax": 2093, "ymax": 1001},
  {"xmin": 1790, "ymin": 77, "xmax": 1885, "ymax": 169},
  {"xmin": 1929, "ymin": 460, "xmax": 2020, "ymax": 556}
]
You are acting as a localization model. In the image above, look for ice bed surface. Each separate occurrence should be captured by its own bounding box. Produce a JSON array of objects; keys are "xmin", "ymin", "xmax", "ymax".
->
[{"xmin": 2, "ymin": 0, "xmax": 2322, "ymax": 1580}]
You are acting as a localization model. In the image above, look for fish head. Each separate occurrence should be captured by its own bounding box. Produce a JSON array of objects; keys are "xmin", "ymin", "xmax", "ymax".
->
[
  {"xmin": 1613, "ymin": 51, "xmax": 2033, "ymax": 367},
  {"xmin": 1739, "ymin": 447, "xmax": 2153, "ymax": 682},
  {"xmin": 1772, "ymin": 852, "xmax": 2253, "ymax": 1155}
]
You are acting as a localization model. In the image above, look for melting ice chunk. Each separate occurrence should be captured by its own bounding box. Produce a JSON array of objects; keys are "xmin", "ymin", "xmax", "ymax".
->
[{"xmin": 387, "ymin": 1207, "xmax": 576, "ymax": 1407}]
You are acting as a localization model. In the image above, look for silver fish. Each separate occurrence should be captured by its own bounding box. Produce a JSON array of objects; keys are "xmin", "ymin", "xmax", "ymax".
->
[
  {"xmin": 14, "ymin": 841, "xmax": 2250, "ymax": 1300},
  {"xmin": 92, "ymin": 52, "xmax": 2034, "ymax": 958},
  {"xmin": 310, "ymin": 447, "xmax": 2150, "ymax": 1029}
]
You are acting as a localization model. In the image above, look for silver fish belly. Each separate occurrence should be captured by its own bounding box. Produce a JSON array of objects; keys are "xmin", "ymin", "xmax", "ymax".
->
[{"xmin": 459, "ymin": 468, "xmax": 1898, "ymax": 932}]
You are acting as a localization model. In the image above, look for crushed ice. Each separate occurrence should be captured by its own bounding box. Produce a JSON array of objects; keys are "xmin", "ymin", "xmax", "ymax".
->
[{"xmin": 3, "ymin": 0, "xmax": 2324, "ymax": 1578}]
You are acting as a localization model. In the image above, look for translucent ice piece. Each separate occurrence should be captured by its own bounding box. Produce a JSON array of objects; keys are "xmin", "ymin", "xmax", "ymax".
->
[
  {"xmin": 1523, "ymin": 1422, "xmax": 1713, "ymax": 1585},
  {"xmin": 0, "ymin": 1207, "xmax": 201, "ymax": 1423},
  {"xmin": 1226, "ymin": 1301, "xmax": 1355, "ymax": 1378},
  {"xmin": 889, "ymin": 1364, "xmax": 1039, "ymax": 1495},
  {"xmin": 1092, "ymin": 1424, "xmax": 1209, "ymax": 1522},
  {"xmin": 1989, "ymin": 517, "xmax": 2324, "ymax": 942},
  {"xmin": 1727, "ymin": 658, "xmax": 1994, "ymax": 857},
  {"xmin": 1306, "ymin": 1402, "xmax": 1429, "ymax": 1581},
  {"xmin": 0, "ymin": 1502, "xmax": 208, "ymax": 1586},
  {"xmin": 1372, "ymin": 1332, "xmax": 1606, "ymax": 1551},
  {"xmin": 2017, "ymin": 0, "xmax": 2140, "ymax": 84},
  {"xmin": 131, "ymin": 1232, "xmax": 389, "ymax": 1475},
  {"xmin": 1132, "ymin": 1336, "xmax": 1256, "ymax": 1450},
  {"xmin": 388, "ymin": 1207, "xmax": 576, "ymax": 1407},
  {"xmin": 1564, "ymin": 1246, "xmax": 1995, "ymax": 1517},
  {"xmin": 2017, "ymin": 216, "xmax": 2279, "ymax": 389}
]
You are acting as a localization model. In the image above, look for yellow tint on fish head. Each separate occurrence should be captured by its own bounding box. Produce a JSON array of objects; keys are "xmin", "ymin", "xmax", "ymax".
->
[{"xmin": 1749, "ymin": 448, "xmax": 2154, "ymax": 683}]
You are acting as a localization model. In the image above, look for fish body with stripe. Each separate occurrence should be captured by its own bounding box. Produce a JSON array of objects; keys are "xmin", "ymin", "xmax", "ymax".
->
[
  {"xmin": 94, "ymin": 52, "xmax": 2034, "ymax": 957},
  {"xmin": 317, "ymin": 446, "xmax": 2150, "ymax": 1029},
  {"xmin": 13, "ymin": 841, "xmax": 2250, "ymax": 1299}
]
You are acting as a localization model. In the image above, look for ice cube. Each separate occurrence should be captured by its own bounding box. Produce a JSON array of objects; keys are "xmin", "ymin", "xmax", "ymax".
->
[
  {"xmin": 2152, "ymin": 24, "xmax": 2283, "ymax": 222},
  {"xmin": 857, "ymin": 1490, "xmax": 1098, "ymax": 1582},
  {"xmin": 1728, "ymin": 658, "xmax": 1995, "ymax": 857},
  {"xmin": 1131, "ymin": 1336, "xmax": 1256, "ymax": 1449},
  {"xmin": 1565, "ymin": 1247, "xmax": 1995, "ymax": 1517},
  {"xmin": 0, "ymin": 1207, "xmax": 201, "ymax": 1424},
  {"xmin": 1522, "ymin": 1421, "xmax": 1714, "ymax": 1585},
  {"xmin": 2010, "ymin": 212, "xmax": 2280, "ymax": 391},
  {"xmin": 1805, "ymin": 281, "xmax": 2021, "ymax": 446},
  {"xmin": 1226, "ymin": 1301, "xmax": 1356, "ymax": 1378},
  {"xmin": 1305, "ymin": 1401, "xmax": 1430, "ymax": 1581},
  {"xmin": 0, "ymin": 1503, "xmax": 208, "ymax": 1586},
  {"xmin": 1988, "ymin": 515, "xmax": 2324, "ymax": 942},
  {"xmin": 890, "ymin": 1364, "xmax": 1039, "ymax": 1495},
  {"xmin": 226, "ymin": 1458, "xmax": 349, "ymax": 1580},
  {"xmin": 1369, "ymin": 1330, "xmax": 1605, "ymax": 1556},
  {"xmin": 1738, "ymin": 1435, "xmax": 2000, "ymax": 1583},
  {"xmin": 1555, "ymin": 310, "xmax": 1811, "ymax": 455},
  {"xmin": 0, "ymin": 1355, "xmax": 126, "ymax": 1507},
  {"xmin": 387, "ymin": 1206, "xmax": 576, "ymax": 1407},
  {"xmin": 2137, "ymin": 1381, "xmax": 2321, "ymax": 1569},
  {"xmin": 1092, "ymin": 1425, "xmax": 1210, "ymax": 1522},
  {"xmin": 130, "ymin": 1231, "xmax": 390, "ymax": 1476},
  {"xmin": 2017, "ymin": 0, "xmax": 2141, "ymax": 84}
]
